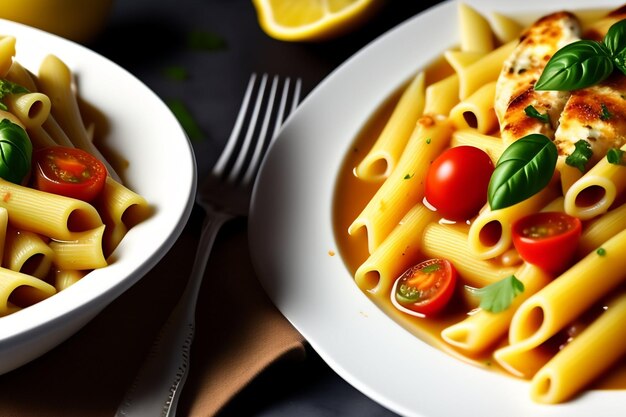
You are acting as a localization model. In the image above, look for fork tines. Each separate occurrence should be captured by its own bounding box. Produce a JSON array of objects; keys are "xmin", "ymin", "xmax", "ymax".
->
[{"xmin": 212, "ymin": 73, "xmax": 302, "ymax": 186}]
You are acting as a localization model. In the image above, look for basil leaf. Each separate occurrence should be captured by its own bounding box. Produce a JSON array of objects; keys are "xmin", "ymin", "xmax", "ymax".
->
[
  {"xmin": 466, "ymin": 275, "xmax": 525, "ymax": 313},
  {"xmin": 565, "ymin": 139, "xmax": 592, "ymax": 172},
  {"xmin": 0, "ymin": 79, "xmax": 28, "ymax": 111},
  {"xmin": 0, "ymin": 119, "xmax": 32, "ymax": 184},
  {"xmin": 604, "ymin": 19, "xmax": 626, "ymax": 71},
  {"xmin": 487, "ymin": 134, "xmax": 557, "ymax": 210},
  {"xmin": 534, "ymin": 40, "xmax": 613, "ymax": 91}
]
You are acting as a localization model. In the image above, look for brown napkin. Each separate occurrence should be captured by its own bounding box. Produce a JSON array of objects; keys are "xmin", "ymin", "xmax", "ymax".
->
[{"xmin": 0, "ymin": 215, "xmax": 306, "ymax": 416}]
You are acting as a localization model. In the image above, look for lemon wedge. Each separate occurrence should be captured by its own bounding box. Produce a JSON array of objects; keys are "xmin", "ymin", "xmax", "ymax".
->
[{"xmin": 252, "ymin": 0, "xmax": 385, "ymax": 42}]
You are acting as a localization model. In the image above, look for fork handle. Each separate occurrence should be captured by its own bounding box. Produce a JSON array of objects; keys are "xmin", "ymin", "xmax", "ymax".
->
[{"xmin": 116, "ymin": 209, "xmax": 232, "ymax": 417}]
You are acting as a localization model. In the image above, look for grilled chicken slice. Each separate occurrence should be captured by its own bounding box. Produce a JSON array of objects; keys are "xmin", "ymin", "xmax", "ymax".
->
[
  {"xmin": 495, "ymin": 11, "xmax": 581, "ymax": 143},
  {"xmin": 553, "ymin": 73, "xmax": 626, "ymax": 164}
]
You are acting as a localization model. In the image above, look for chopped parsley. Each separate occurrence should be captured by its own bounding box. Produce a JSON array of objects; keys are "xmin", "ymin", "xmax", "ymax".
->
[
  {"xmin": 597, "ymin": 247, "xmax": 607, "ymax": 256},
  {"xmin": 524, "ymin": 105, "xmax": 550, "ymax": 124},
  {"xmin": 565, "ymin": 140, "xmax": 593, "ymax": 172},
  {"xmin": 466, "ymin": 275, "xmax": 525, "ymax": 313},
  {"xmin": 607, "ymin": 148, "xmax": 625, "ymax": 165},
  {"xmin": 601, "ymin": 103, "xmax": 613, "ymax": 120},
  {"xmin": 404, "ymin": 173, "xmax": 414, "ymax": 179},
  {"xmin": 425, "ymin": 138, "xmax": 432, "ymax": 144}
]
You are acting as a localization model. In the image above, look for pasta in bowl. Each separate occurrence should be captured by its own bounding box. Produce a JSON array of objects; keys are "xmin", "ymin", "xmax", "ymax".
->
[{"xmin": 0, "ymin": 20, "xmax": 195, "ymax": 373}]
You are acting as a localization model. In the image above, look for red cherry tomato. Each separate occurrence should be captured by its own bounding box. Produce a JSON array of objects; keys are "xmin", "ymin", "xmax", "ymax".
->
[
  {"xmin": 425, "ymin": 146, "xmax": 494, "ymax": 221},
  {"xmin": 393, "ymin": 259, "xmax": 457, "ymax": 316},
  {"xmin": 33, "ymin": 146, "xmax": 107, "ymax": 202},
  {"xmin": 512, "ymin": 212, "xmax": 582, "ymax": 275}
]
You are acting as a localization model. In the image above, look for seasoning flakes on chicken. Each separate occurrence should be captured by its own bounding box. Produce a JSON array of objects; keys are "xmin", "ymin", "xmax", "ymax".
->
[{"xmin": 554, "ymin": 73, "xmax": 626, "ymax": 165}]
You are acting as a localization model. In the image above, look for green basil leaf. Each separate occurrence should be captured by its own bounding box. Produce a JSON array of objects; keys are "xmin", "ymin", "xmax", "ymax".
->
[
  {"xmin": 0, "ymin": 118, "xmax": 32, "ymax": 184},
  {"xmin": 565, "ymin": 139, "xmax": 592, "ymax": 172},
  {"xmin": 604, "ymin": 19, "xmax": 626, "ymax": 58},
  {"xmin": 535, "ymin": 40, "xmax": 613, "ymax": 91},
  {"xmin": 0, "ymin": 79, "xmax": 28, "ymax": 111},
  {"xmin": 487, "ymin": 134, "xmax": 557, "ymax": 210}
]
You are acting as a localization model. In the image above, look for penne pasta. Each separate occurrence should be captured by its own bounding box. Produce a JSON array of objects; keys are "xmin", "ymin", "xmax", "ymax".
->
[
  {"xmin": 37, "ymin": 54, "xmax": 121, "ymax": 182},
  {"xmin": 3, "ymin": 227, "xmax": 54, "ymax": 279},
  {"xmin": 467, "ymin": 186, "xmax": 557, "ymax": 260},
  {"xmin": 457, "ymin": 2, "xmax": 494, "ymax": 53},
  {"xmin": 441, "ymin": 263, "xmax": 550, "ymax": 355},
  {"xmin": 0, "ymin": 178, "xmax": 103, "ymax": 241},
  {"xmin": 0, "ymin": 267, "xmax": 56, "ymax": 316},
  {"xmin": 355, "ymin": 71, "xmax": 425, "ymax": 181},
  {"xmin": 496, "ymin": 229, "xmax": 626, "ymax": 377},
  {"xmin": 421, "ymin": 222, "xmax": 517, "ymax": 288},
  {"xmin": 355, "ymin": 203, "xmax": 438, "ymax": 295},
  {"xmin": 448, "ymin": 81, "xmax": 498, "ymax": 133},
  {"xmin": 49, "ymin": 225, "xmax": 107, "ymax": 270},
  {"xmin": 530, "ymin": 290, "xmax": 626, "ymax": 404},
  {"xmin": 96, "ymin": 177, "xmax": 152, "ymax": 256},
  {"xmin": 563, "ymin": 143, "xmax": 626, "ymax": 220},
  {"xmin": 348, "ymin": 115, "xmax": 453, "ymax": 253}
]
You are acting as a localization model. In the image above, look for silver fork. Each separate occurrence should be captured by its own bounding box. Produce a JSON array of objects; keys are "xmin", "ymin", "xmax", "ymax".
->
[{"xmin": 115, "ymin": 73, "xmax": 302, "ymax": 417}]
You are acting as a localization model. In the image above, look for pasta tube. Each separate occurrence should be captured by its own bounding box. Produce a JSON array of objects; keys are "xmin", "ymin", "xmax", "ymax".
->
[
  {"xmin": 349, "ymin": 115, "xmax": 453, "ymax": 253},
  {"xmin": 441, "ymin": 263, "xmax": 550, "ymax": 355},
  {"xmin": 354, "ymin": 203, "xmax": 438, "ymax": 295},
  {"xmin": 530, "ymin": 290, "xmax": 626, "ymax": 404},
  {"xmin": 355, "ymin": 71, "xmax": 425, "ymax": 181},
  {"xmin": 495, "ymin": 228, "xmax": 626, "ymax": 377},
  {"xmin": 563, "ymin": 143, "xmax": 626, "ymax": 220}
]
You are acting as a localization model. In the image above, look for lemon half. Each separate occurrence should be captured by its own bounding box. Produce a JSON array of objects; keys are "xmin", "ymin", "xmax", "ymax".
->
[{"xmin": 252, "ymin": 0, "xmax": 386, "ymax": 42}]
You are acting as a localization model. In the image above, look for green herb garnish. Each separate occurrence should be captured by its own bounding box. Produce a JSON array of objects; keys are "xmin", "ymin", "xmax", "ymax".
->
[
  {"xmin": 404, "ymin": 173, "xmax": 414, "ymax": 179},
  {"xmin": 535, "ymin": 19, "xmax": 626, "ymax": 91},
  {"xmin": 0, "ymin": 79, "xmax": 28, "ymax": 111},
  {"xmin": 597, "ymin": 247, "xmax": 607, "ymax": 256},
  {"xmin": 565, "ymin": 140, "xmax": 593, "ymax": 172},
  {"xmin": 607, "ymin": 148, "xmax": 626, "ymax": 165},
  {"xmin": 601, "ymin": 103, "xmax": 613, "ymax": 120},
  {"xmin": 487, "ymin": 134, "xmax": 558, "ymax": 210},
  {"xmin": 524, "ymin": 105, "xmax": 550, "ymax": 124},
  {"xmin": 466, "ymin": 275, "xmax": 525, "ymax": 313},
  {"xmin": 0, "ymin": 119, "xmax": 32, "ymax": 184}
]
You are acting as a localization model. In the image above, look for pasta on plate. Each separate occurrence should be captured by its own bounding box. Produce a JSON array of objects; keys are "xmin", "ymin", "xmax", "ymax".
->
[
  {"xmin": 334, "ymin": 2, "xmax": 626, "ymax": 405},
  {"xmin": 0, "ymin": 35, "xmax": 150, "ymax": 317}
]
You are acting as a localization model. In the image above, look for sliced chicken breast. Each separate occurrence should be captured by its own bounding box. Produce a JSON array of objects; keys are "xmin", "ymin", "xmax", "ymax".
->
[{"xmin": 495, "ymin": 11, "xmax": 581, "ymax": 143}]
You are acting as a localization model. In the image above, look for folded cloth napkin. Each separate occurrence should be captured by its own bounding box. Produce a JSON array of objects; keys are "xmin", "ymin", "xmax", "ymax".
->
[{"xmin": 0, "ymin": 215, "xmax": 306, "ymax": 416}]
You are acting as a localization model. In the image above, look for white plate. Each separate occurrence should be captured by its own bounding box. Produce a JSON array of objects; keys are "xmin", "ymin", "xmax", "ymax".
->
[
  {"xmin": 0, "ymin": 19, "xmax": 196, "ymax": 373},
  {"xmin": 249, "ymin": 1, "xmax": 626, "ymax": 416}
]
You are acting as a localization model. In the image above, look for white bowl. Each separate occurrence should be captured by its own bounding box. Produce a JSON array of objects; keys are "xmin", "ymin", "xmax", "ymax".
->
[{"xmin": 0, "ymin": 19, "xmax": 196, "ymax": 374}]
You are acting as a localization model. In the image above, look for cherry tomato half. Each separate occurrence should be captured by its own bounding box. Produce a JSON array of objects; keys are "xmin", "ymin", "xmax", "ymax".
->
[
  {"xmin": 33, "ymin": 146, "xmax": 107, "ymax": 202},
  {"xmin": 512, "ymin": 212, "xmax": 582, "ymax": 275},
  {"xmin": 425, "ymin": 146, "xmax": 494, "ymax": 222},
  {"xmin": 393, "ymin": 259, "xmax": 457, "ymax": 316}
]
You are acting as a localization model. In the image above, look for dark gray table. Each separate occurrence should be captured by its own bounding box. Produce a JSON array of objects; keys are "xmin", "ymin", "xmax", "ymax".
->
[{"xmin": 90, "ymin": 1, "xmax": 445, "ymax": 415}]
